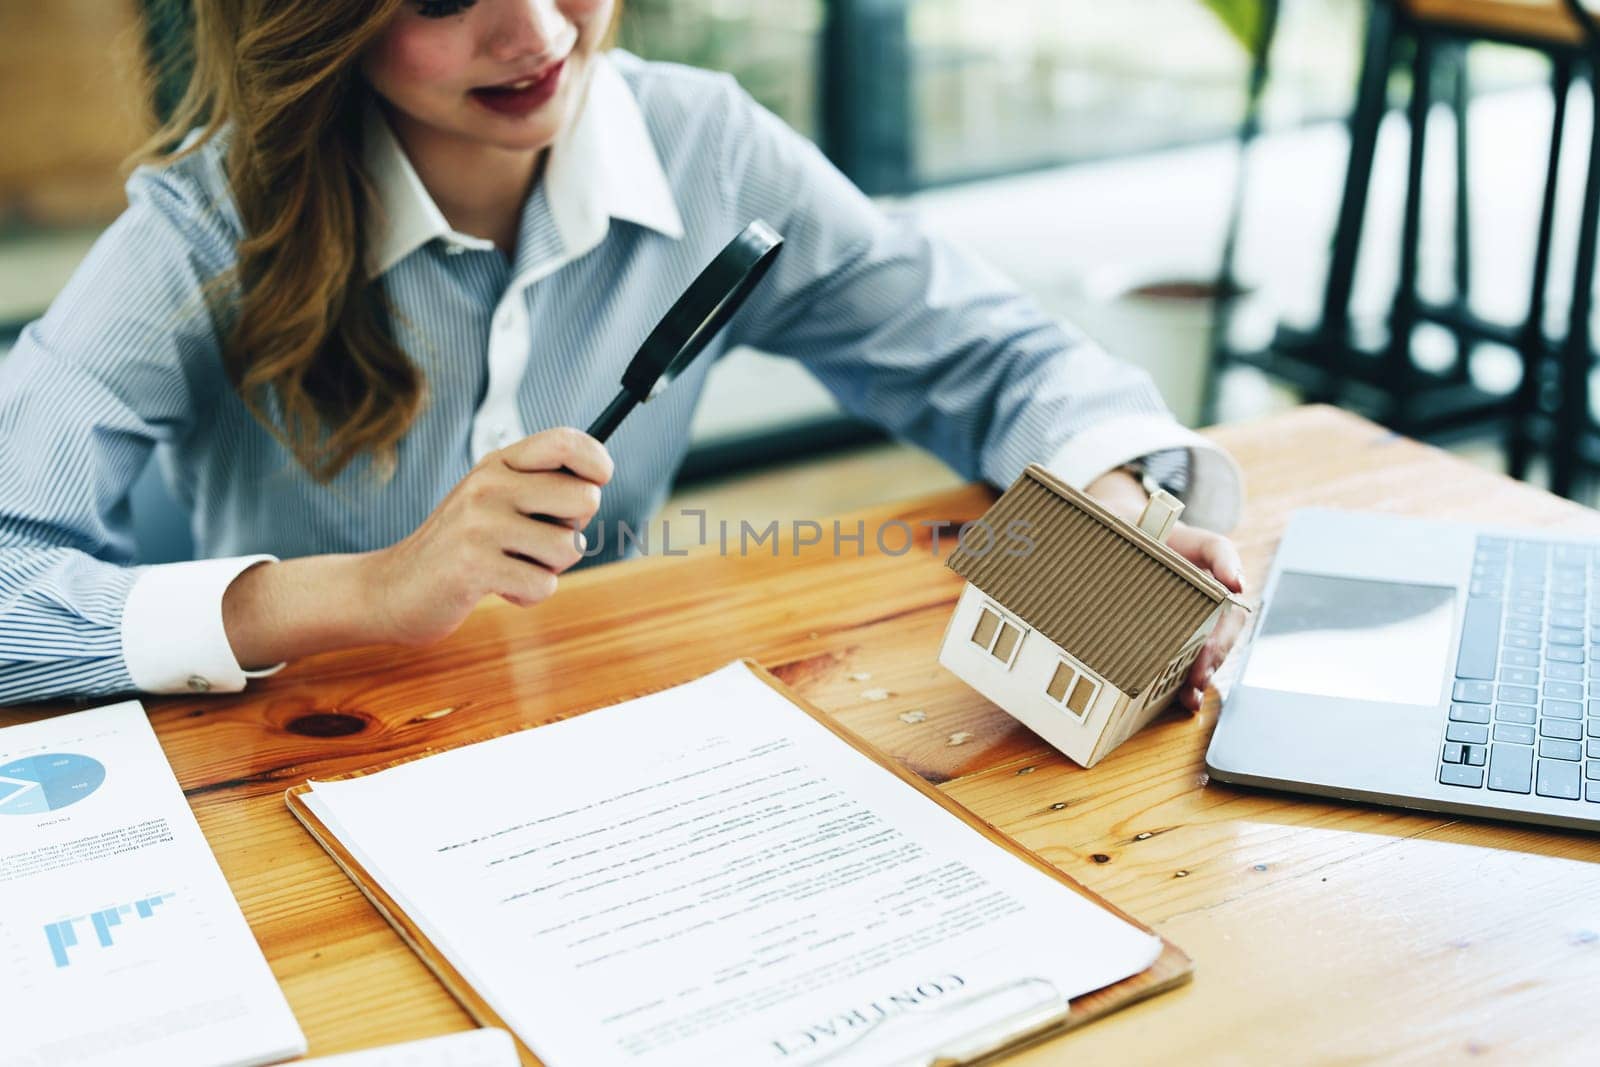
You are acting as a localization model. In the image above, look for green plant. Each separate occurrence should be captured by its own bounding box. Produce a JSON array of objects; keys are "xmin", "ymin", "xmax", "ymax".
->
[{"xmin": 1200, "ymin": 0, "xmax": 1269, "ymax": 51}]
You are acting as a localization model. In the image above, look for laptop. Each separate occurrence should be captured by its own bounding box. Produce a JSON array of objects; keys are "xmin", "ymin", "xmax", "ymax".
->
[{"xmin": 1207, "ymin": 508, "xmax": 1600, "ymax": 832}]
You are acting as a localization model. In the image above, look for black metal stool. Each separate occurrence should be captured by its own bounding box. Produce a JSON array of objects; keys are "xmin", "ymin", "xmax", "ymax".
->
[
  {"xmin": 1213, "ymin": 0, "xmax": 1592, "ymax": 479},
  {"xmin": 1547, "ymin": 0, "xmax": 1600, "ymax": 496}
]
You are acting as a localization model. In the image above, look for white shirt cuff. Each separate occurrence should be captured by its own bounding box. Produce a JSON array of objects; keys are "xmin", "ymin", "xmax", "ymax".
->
[
  {"xmin": 1041, "ymin": 413, "xmax": 1245, "ymax": 532},
  {"xmin": 119, "ymin": 555, "xmax": 286, "ymax": 694}
]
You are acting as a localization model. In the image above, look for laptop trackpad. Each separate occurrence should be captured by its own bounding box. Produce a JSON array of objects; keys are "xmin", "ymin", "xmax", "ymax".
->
[{"xmin": 1240, "ymin": 572, "xmax": 1456, "ymax": 707}]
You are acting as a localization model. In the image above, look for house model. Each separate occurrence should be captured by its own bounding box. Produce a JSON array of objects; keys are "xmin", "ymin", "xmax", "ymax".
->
[{"xmin": 938, "ymin": 462, "xmax": 1246, "ymax": 768}]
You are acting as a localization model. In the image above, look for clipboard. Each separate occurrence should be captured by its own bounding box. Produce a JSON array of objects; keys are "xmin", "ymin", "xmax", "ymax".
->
[{"xmin": 286, "ymin": 659, "xmax": 1192, "ymax": 1066}]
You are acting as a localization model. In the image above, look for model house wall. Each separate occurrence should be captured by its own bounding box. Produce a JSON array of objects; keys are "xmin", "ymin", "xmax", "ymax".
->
[
  {"xmin": 938, "ymin": 582, "xmax": 1124, "ymax": 766},
  {"xmin": 941, "ymin": 583, "xmax": 1226, "ymax": 767},
  {"xmin": 1122, "ymin": 609, "xmax": 1218, "ymax": 720},
  {"xmin": 1087, "ymin": 604, "xmax": 1221, "ymax": 764}
]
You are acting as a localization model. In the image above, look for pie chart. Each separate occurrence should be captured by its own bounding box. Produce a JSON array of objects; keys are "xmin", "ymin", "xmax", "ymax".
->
[{"xmin": 0, "ymin": 753, "xmax": 105, "ymax": 815}]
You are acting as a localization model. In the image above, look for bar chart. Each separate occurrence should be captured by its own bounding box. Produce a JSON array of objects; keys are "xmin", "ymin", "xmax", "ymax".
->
[{"xmin": 43, "ymin": 893, "xmax": 176, "ymax": 968}]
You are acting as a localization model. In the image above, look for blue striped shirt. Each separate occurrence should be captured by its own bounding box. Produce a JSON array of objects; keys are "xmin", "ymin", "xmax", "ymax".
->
[{"xmin": 0, "ymin": 51, "xmax": 1240, "ymax": 705}]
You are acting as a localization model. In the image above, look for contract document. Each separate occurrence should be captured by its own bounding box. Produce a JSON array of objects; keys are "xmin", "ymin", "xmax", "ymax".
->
[
  {"xmin": 297, "ymin": 661, "xmax": 1162, "ymax": 1066},
  {"xmin": 0, "ymin": 702, "xmax": 305, "ymax": 1067}
]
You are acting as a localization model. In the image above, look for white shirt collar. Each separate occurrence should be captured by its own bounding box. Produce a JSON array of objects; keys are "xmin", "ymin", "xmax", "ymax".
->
[{"xmin": 362, "ymin": 52, "xmax": 684, "ymax": 280}]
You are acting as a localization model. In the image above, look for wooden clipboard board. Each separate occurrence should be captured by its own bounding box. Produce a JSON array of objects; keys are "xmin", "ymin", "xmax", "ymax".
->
[{"xmin": 286, "ymin": 659, "xmax": 1192, "ymax": 1066}]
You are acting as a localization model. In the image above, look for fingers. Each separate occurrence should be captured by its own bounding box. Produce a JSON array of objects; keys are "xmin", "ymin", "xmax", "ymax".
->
[
  {"xmin": 487, "ymin": 552, "xmax": 560, "ymax": 608},
  {"xmin": 1169, "ymin": 524, "xmax": 1246, "ymax": 594},
  {"xmin": 481, "ymin": 515, "xmax": 585, "ymax": 609},
  {"xmin": 495, "ymin": 470, "xmax": 603, "ymax": 527},
  {"xmin": 494, "ymin": 513, "xmax": 588, "ymax": 575},
  {"xmin": 499, "ymin": 427, "xmax": 614, "ymax": 486},
  {"xmin": 1179, "ymin": 656, "xmax": 1215, "ymax": 712},
  {"xmin": 1213, "ymin": 601, "xmax": 1248, "ymax": 651},
  {"xmin": 1179, "ymin": 601, "xmax": 1251, "ymax": 712},
  {"xmin": 1164, "ymin": 527, "xmax": 1248, "ymax": 715},
  {"xmin": 1195, "ymin": 532, "xmax": 1245, "ymax": 594}
]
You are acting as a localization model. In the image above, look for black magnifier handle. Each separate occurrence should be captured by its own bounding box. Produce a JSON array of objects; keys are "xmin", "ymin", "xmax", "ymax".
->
[{"xmin": 585, "ymin": 392, "xmax": 637, "ymax": 444}]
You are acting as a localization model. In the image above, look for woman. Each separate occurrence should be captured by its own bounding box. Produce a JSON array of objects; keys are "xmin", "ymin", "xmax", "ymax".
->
[{"xmin": 0, "ymin": 0, "xmax": 1245, "ymax": 706}]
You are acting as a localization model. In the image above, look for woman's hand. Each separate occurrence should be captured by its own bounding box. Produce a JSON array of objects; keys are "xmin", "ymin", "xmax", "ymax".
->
[
  {"xmin": 362, "ymin": 427, "xmax": 613, "ymax": 645},
  {"xmin": 1163, "ymin": 523, "xmax": 1246, "ymax": 711},
  {"xmin": 1083, "ymin": 467, "xmax": 1247, "ymax": 712},
  {"xmin": 222, "ymin": 428, "xmax": 612, "ymax": 668}
]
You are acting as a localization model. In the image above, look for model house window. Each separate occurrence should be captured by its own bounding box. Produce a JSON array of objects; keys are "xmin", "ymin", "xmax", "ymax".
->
[
  {"xmin": 1045, "ymin": 660, "xmax": 1098, "ymax": 719},
  {"xmin": 972, "ymin": 608, "xmax": 999, "ymax": 649},
  {"xmin": 1046, "ymin": 661, "xmax": 1071, "ymax": 701},
  {"xmin": 992, "ymin": 622, "xmax": 1021, "ymax": 662},
  {"xmin": 1152, "ymin": 653, "xmax": 1188, "ymax": 698},
  {"xmin": 970, "ymin": 604, "xmax": 1024, "ymax": 667},
  {"xmin": 1066, "ymin": 675, "xmax": 1096, "ymax": 716}
]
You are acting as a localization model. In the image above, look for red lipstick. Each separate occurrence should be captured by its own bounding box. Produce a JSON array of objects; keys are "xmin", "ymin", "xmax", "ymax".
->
[{"xmin": 469, "ymin": 60, "xmax": 565, "ymax": 117}]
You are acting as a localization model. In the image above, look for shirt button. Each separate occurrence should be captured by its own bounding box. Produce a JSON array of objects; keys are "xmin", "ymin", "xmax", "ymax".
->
[
  {"xmin": 494, "ymin": 425, "xmax": 515, "ymax": 447},
  {"xmin": 443, "ymin": 243, "xmax": 466, "ymax": 256},
  {"xmin": 186, "ymin": 675, "xmax": 212, "ymax": 693},
  {"xmin": 496, "ymin": 307, "xmax": 515, "ymax": 331}
]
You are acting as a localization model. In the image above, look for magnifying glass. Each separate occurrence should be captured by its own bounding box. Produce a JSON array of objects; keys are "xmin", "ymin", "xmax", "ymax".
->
[
  {"xmin": 585, "ymin": 219, "xmax": 784, "ymax": 442},
  {"xmin": 526, "ymin": 220, "xmax": 783, "ymax": 535}
]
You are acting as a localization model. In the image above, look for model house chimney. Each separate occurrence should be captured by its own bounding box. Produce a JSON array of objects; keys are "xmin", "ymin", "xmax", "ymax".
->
[{"xmin": 1136, "ymin": 489, "xmax": 1183, "ymax": 543}]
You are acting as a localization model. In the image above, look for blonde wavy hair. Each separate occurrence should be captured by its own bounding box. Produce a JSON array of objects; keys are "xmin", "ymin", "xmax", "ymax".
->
[
  {"xmin": 138, "ymin": 3, "xmax": 625, "ymax": 480},
  {"xmin": 135, "ymin": 0, "xmax": 428, "ymax": 482}
]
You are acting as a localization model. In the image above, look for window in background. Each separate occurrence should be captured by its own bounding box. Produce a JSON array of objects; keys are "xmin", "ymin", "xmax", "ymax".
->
[
  {"xmin": 621, "ymin": 0, "xmax": 1370, "ymax": 191},
  {"xmin": 622, "ymin": 0, "xmax": 1547, "ymax": 194},
  {"xmin": 909, "ymin": 0, "xmax": 1364, "ymax": 186},
  {"xmin": 2, "ymin": 0, "xmax": 1555, "ymax": 337},
  {"xmin": 616, "ymin": 0, "xmax": 824, "ymax": 141}
]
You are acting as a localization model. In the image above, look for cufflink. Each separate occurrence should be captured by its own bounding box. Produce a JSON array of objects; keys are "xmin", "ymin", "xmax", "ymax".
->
[{"xmin": 186, "ymin": 675, "xmax": 212, "ymax": 693}]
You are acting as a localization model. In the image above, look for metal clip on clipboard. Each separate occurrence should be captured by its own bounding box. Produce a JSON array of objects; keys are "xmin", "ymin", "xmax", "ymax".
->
[{"xmin": 812, "ymin": 976, "xmax": 1070, "ymax": 1067}]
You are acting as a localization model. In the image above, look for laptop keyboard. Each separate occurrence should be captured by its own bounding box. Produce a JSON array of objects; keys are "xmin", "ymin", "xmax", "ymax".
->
[{"xmin": 1441, "ymin": 536, "xmax": 1600, "ymax": 801}]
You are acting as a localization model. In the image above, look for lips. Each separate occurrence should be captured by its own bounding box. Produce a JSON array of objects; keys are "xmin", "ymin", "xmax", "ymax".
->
[{"xmin": 469, "ymin": 60, "xmax": 566, "ymax": 117}]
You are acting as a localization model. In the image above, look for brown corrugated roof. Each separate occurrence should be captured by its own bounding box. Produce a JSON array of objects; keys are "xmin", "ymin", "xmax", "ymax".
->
[{"xmin": 945, "ymin": 464, "xmax": 1233, "ymax": 695}]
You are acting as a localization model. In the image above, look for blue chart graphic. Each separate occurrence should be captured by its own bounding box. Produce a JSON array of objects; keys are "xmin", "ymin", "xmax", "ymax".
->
[
  {"xmin": 0, "ymin": 753, "xmax": 105, "ymax": 815},
  {"xmin": 43, "ymin": 893, "xmax": 176, "ymax": 968}
]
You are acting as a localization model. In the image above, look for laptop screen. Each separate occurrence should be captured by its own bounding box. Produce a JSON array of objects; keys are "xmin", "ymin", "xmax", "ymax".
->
[{"xmin": 1240, "ymin": 571, "xmax": 1456, "ymax": 707}]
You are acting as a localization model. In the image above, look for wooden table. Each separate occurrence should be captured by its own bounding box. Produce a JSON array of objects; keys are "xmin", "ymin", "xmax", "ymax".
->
[
  {"xmin": 1402, "ymin": 0, "xmax": 1596, "ymax": 48},
  {"xmin": 8, "ymin": 405, "xmax": 1600, "ymax": 1064}
]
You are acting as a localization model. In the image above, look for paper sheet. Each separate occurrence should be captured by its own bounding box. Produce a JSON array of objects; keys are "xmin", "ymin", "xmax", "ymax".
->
[
  {"xmin": 303, "ymin": 662, "xmax": 1161, "ymax": 1066},
  {"xmin": 0, "ymin": 702, "xmax": 304, "ymax": 1067},
  {"xmin": 300, "ymin": 1029, "xmax": 519, "ymax": 1066}
]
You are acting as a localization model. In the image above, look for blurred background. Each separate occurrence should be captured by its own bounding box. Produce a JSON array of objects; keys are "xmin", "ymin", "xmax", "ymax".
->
[{"xmin": 4, "ymin": 0, "xmax": 1599, "ymax": 561}]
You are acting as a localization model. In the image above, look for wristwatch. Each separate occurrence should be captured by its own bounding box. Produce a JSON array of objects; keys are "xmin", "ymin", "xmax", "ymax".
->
[{"xmin": 1117, "ymin": 460, "xmax": 1164, "ymax": 500}]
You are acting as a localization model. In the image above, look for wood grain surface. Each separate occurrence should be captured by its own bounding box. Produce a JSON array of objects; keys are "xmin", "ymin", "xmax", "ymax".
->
[{"xmin": 6, "ymin": 405, "xmax": 1599, "ymax": 1064}]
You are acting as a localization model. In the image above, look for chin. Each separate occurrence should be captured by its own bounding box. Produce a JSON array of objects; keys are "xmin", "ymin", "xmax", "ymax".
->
[{"xmin": 471, "ymin": 117, "xmax": 566, "ymax": 154}]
